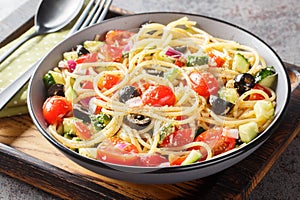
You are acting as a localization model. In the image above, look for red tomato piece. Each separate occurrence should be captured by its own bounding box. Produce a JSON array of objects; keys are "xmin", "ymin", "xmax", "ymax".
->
[
  {"xmin": 208, "ymin": 52, "xmax": 225, "ymax": 67},
  {"xmin": 141, "ymin": 85, "xmax": 176, "ymax": 107},
  {"xmin": 74, "ymin": 121, "xmax": 91, "ymax": 140},
  {"xmin": 42, "ymin": 96, "xmax": 72, "ymax": 125},
  {"xmin": 189, "ymin": 71, "xmax": 219, "ymax": 99},
  {"xmin": 249, "ymin": 84, "xmax": 271, "ymax": 100},
  {"xmin": 174, "ymin": 58, "xmax": 186, "ymax": 67},
  {"xmin": 170, "ymin": 155, "xmax": 188, "ymax": 166},
  {"xmin": 98, "ymin": 74, "xmax": 121, "ymax": 90},
  {"xmin": 75, "ymin": 52, "xmax": 98, "ymax": 64},
  {"xmin": 89, "ymin": 97, "xmax": 103, "ymax": 114},
  {"xmin": 190, "ymin": 128, "xmax": 236, "ymax": 158},
  {"xmin": 96, "ymin": 138, "xmax": 139, "ymax": 166},
  {"xmin": 160, "ymin": 128, "xmax": 194, "ymax": 147},
  {"xmin": 136, "ymin": 153, "xmax": 168, "ymax": 167}
]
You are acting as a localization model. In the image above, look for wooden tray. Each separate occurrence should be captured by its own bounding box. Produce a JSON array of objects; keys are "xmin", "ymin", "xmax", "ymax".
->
[{"xmin": 1, "ymin": 7, "xmax": 300, "ymax": 200}]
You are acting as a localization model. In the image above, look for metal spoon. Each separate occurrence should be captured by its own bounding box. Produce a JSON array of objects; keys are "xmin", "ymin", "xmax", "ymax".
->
[{"xmin": 0, "ymin": 0, "xmax": 84, "ymax": 66}]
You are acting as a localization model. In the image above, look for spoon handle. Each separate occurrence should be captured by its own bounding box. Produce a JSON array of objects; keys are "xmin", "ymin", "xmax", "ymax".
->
[{"xmin": 0, "ymin": 31, "xmax": 38, "ymax": 69}]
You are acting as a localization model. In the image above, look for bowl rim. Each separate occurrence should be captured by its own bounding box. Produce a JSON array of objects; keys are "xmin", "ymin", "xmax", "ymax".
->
[{"xmin": 28, "ymin": 11, "xmax": 291, "ymax": 173}]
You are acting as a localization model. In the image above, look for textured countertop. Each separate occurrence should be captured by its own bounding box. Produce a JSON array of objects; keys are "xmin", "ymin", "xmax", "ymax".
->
[{"xmin": 0, "ymin": 0, "xmax": 299, "ymax": 199}]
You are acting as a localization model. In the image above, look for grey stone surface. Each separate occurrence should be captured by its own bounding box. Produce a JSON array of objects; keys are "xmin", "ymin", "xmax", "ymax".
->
[{"xmin": 1, "ymin": 0, "xmax": 299, "ymax": 199}]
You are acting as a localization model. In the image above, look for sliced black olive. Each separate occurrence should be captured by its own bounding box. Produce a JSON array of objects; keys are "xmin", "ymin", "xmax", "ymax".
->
[
  {"xmin": 124, "ymin": 114, "xmax": 151, "ymax": 130},
  {"xmin": 73, "ymin": 104, "xmax": 91, "ymax": 123},
  {"xmin": 209, "ymin": 95, "xmax": 234, "ymax": 115},
  {"xmin": 195, "ymin": 126, "xmax": 206, "ymax": 138},
  {"xmin": 47, "ymin": 84, "xmax": 64, "ymax": 97},
  {"xmin": 145, "ymin": 68, "xmax": 164, "ymax": 77},
  {"xmin": 234, "ymin": 73, "xmax": 255, "ymax": 95},
  {"xmin": 119, "ymin": 86, "xmax": 141, "ymax": 103},
  {"xmin": 76, "ymin": 45, "xmax": 90, "ymax": 56}
]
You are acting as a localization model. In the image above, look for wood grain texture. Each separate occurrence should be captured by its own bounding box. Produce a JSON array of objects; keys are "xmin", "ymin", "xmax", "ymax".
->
[{"xmin": 0, "ymin": 64, "xmax": 299, "ymax": 200}]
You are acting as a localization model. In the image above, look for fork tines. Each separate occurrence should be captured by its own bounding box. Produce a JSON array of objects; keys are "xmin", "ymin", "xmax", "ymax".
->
[{"xmin": 67, "ymin": 0, "xmax": 112, "ymax": 37}]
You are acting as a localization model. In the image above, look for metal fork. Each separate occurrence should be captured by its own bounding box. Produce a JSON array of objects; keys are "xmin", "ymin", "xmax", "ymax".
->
[{"xmin": 0, "ymin": 0, "xmax": 113, "ymax": 110}]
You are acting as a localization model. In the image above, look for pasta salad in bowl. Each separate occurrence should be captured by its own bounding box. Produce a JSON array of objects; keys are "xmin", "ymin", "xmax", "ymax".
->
[{"xmin": 28, "ymin": 12, "xmax": 290, "ymax": 184}]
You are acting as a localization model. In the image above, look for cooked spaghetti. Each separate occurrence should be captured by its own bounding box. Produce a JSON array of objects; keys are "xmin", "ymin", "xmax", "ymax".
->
[{"xmin": 42, "ymin": 17, "xmax": 277, "ymax": 167}]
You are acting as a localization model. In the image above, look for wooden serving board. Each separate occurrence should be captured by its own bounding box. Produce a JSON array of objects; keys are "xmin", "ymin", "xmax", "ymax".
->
[{"xmin": 1, "ymin": 7, "xmax": 300, "ymax": 200}]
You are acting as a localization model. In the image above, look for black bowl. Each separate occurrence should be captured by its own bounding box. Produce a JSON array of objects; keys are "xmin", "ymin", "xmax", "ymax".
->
[{"xmin": 28, "ymin": 12, "xmax": 290, "ymax": 184}]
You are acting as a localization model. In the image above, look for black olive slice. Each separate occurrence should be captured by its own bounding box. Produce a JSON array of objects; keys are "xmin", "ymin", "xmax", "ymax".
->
[
  {"xmin": 145, "ymin": 68, "xmax": 164, "ymax": 77},
  {"xmin": 124, "ymin": 114, "xmax": 151, "ymax": 130},
  {"xmin": 47, "ymin": 84, "xmax": 64, "ymax": 97},
  {"xmin": 119, "ymin": 86, "xmax": 141, "ymax": 103},
  {"xmin": 73, "ymin": 104, "xmax": 91, "ymax": 123},
  {"xmin": 76, "ymin": 45, "xmax": 90, "ymax": 56},
  {"xmin": 209, "ymin": 95, "xmax": 234, "ymax": 115},
  {"xmin": 234, "ymin": 73, "xmax": 255, "ymax": 95}
]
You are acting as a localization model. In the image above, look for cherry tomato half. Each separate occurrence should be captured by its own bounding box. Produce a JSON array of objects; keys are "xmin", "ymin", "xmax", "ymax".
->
[
  {"xmin": 96, "ymin": 138, "xmax": 139, "ymax": 166},
  {"xmin": 189, "ymin": 71, "xmax": 219, "ymax": 99},
  {"xmin": 42, "ymin": 96, "xmax": 72, "ymax": 125},
  {"xmin": 142, "ymin": 85, "xmax": 176, "ymax": 107},
  {"xmin": 98, "ymin": 74, "xmax": 122, "ymax": 90},
  {"xmin": 190, "ymin": 128, "xmax": 236, "ymax": 159},
  {"xmin": 75, "ymin": 52, "xmax": 98, "ymax": 64},
  {"xmin": 249, "ymin": 84, "xmax": 271, "ymax": 100}
]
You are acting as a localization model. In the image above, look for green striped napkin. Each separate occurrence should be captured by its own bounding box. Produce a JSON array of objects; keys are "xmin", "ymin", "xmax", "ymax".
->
[{"xmin": 0, "ymin": 27, "xmax": 70, "ymax": 118}]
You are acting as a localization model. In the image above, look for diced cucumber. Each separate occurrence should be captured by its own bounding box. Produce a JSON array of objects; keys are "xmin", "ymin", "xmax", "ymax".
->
[
  {"xmin": 232, "ymin": 53, "xmax": 250, "ymax": 73},
  {"xmin": 254, "ymin": 100, "xmax": 274, "ymax": 122},
  {"xmin": 187, "ymin": 55, "xmax": 209, "ymax": 66},
  {"xmin": 159, "ymin": 123, "xmax": 175, "ymax": 143},
  {"xmin": 43, "ymin": 73, "xmax": 56, "ymax": 88},
  {"xmin": 258, "ymin": 73, "xmax": 277, "ymax": 88},
  {"xmin": 78, "ymin": 148, "xmax": 97, "ymax": 159},
  {"xmin": 218, "ymin": 87, "xmax": 239, "ymax": 104},
  {"xmin": 181, "ymin": 150, "xmax": 202, "ymax": 165},
  {"xmin": 43, "ymin": 70, "xmax": 65, "ymax": 88},
  {"xmin": 238, "ymin": 121, "xmax": 259, "ymax": 143},
  {"xmin": 65, "ymin": 86, "xmax": 77, "ymax": 101},
  {"xmin": 63, "ymin": 117, "xmax": 79, "ymax": 135},
  {"xmin": 63, "ymin": 51, "xmax": 78, "ymax": 61},
  {"xmin": 83, "ymin": 41, "xmax": 104, "ymax": 53},
  {"xmin": 164, "ymin": 68, "xmax": 181, "ymax": 81},
  {"xmin": 51, "ymin": 71, "xmax": 65, "ymax": 85},
  {"xmin": 255, "ymin": 66, "xmax": 277, "ymax": 88}
]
